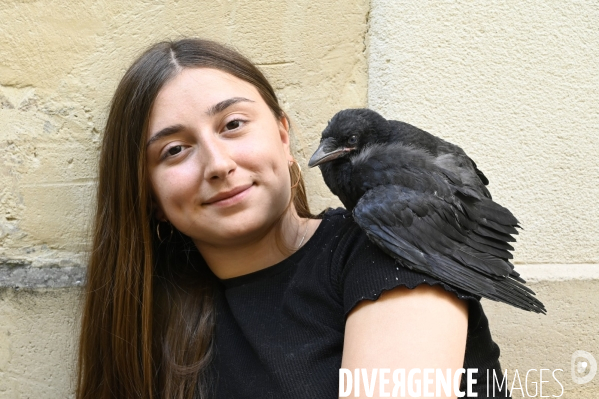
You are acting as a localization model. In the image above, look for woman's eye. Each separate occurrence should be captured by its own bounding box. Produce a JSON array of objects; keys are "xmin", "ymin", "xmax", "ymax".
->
[
  {"xmin": 166, "ymin": 145, "xmax": 183, "ymax": 157},
  {"xmin": 224, "ymin": 119, "xmax": 242, "ymax": 131},
  {"xmin": 348, "ymin": 135, "xmax": 358, "ymax": 145}
]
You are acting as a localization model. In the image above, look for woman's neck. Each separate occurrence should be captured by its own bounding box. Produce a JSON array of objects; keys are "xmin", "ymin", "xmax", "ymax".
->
[{"xmin": 194, "ymin": 210, "xmax": 321, "ymax": 280}]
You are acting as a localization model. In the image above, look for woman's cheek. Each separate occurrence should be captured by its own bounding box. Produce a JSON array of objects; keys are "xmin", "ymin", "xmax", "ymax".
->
[{"xmin": 155, "ymin": 172, "xmax": 188, "ymax": 213}]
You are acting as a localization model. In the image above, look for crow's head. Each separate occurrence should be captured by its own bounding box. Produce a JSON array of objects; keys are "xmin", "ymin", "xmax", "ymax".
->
[{"xmin": 308, "ymin": 108, "xmax": 390, "ymax": 168}]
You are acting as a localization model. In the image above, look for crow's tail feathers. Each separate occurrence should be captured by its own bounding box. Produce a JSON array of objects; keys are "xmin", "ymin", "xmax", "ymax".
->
[{"xmin": 416, "ymin": 254, "xmax": 546, "ymax": 314}]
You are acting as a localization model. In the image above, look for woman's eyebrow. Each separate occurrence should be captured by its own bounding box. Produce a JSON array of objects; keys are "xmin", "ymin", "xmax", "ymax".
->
[
  {"xmin": 206, "ymin": 97, "xmax": 254, "ymax": 116},
  {"xmin": 146, "ymin": 97, "xmax": 254, "ymax": 148},
  {"xmin": 146, "ymin": 124, "xmax": 184, "ymax": 148}
]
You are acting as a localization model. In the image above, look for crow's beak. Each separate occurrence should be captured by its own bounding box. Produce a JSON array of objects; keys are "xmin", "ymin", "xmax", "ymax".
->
[{"xmin": 308, "ymin": 138, "xmax": 352, "ymax": 167}]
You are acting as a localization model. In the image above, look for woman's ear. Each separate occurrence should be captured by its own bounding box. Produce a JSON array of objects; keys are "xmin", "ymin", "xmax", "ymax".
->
[
  {"xmin": 150, "ymin": 197, "xmax": 167, "ymax": 222},
  {"xmin": 155, "ymin": 208, "xmax": 166, "ymax": 222},
  {"xmin": 278, "ymin": 114, "xmax": 291, "ymax": 156}
]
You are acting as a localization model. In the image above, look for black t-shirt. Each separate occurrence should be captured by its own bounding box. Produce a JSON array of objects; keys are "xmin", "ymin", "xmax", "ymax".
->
[{"xmin": 208, "ymin": 208, "xmax": 511, "ymax": 398}]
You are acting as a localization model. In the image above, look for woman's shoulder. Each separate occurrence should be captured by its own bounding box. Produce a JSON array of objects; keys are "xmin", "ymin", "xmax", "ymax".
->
[
  {"xmin": 315, "ymin": 207, "xmax": 356, "ymax": 231},
  {"xmin": 302, "ymin": 207, "xmax": 364, "ymax": 262},
  {"xmin": 314, "ymin": 207, "xmax": 482, "ymax": 317},
  {"xmin": 312, "ymin": 207, "xmax": 365, "ymax": 251}
]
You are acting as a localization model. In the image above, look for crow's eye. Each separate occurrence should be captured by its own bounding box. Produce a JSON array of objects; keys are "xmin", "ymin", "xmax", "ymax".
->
[{"xmin": 347, "ymin": 135, "xmax": 358, "ymax": 145}]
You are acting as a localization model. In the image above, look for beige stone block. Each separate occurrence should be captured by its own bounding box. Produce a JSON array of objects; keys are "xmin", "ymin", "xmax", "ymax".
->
[
  {"xmin": 0, "ymin": 328, "xmax": 11, "ymax": 372},
  {"xmin": 0, "ymin": 377, "xmax": 18, "ymax": 399},
  {"xmin": 18, "ymin": 183, "xmax": 94, "ymax": 251},
  {"xmin": 368, "ymin": 0, "xmax": 599, "ymax": 264},
  {"xmin": 484, "ymin": 279, "xmax": 599, "ymax": 398},
  {"xmin": 0, "ymin": 288, "xmax": 79, "ymax": 399}
]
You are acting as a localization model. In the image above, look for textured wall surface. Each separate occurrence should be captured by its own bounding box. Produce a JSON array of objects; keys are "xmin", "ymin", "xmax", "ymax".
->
[
  {"xmin": 484, "ymin": 279, "xmax": 599, "ymax": 398},
  {"xmin": 0, "ymin": 288, "xmax": 80, "ymax": 398},
  {"xmin": 368, "ymin": 0, "xmax": 599, "ymax": 264},
  {"xmin": 1, "ymin": 0, "xmax": 598, "ymax": 397}
]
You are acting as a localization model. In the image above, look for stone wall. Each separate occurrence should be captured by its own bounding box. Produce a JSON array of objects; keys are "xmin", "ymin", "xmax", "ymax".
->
[{"xmin": 1, "ymin": 0, "xmax": 597, "ymax": 397}]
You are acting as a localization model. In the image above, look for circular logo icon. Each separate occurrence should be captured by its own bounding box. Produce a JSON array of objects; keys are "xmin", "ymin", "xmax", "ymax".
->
[{"xmin": 571, "ymin": 350, "xmax": 597, "ymax": 385}]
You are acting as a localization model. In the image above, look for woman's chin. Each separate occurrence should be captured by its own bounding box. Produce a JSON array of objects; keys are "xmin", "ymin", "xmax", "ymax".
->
[{"xmin": 192, "ymin": 213, "xmax": 277, "ymax": 248}]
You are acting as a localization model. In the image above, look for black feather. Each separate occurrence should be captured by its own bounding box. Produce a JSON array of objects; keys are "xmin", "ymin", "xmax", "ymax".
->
[{"xmin": 310, "ymin": 108, "xmax": 546, "ymax": 314}]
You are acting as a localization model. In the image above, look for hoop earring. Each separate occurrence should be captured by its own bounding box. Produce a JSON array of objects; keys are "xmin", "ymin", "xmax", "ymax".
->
[
  {"xmin": 289, "ymin": 159, "xmax": 302, "ymax": 190},
  {"xmin": 156, "ymin": 221, "xmax": 173, "ymax": 242}
]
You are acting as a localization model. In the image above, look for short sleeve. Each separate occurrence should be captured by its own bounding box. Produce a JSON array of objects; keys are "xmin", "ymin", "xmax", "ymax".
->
[{"xmin": 330, "ymin": 216, "xmax": 481, "ymax": 316}]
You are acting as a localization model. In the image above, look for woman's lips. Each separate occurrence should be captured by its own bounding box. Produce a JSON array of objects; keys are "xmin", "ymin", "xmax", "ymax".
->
[{"xmin": 203, "ymin": 183, "xmax": 253, "ymax": 206}]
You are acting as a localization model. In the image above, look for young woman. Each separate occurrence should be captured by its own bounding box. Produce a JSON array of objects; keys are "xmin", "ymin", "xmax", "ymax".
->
[{"xmin": 77, "ymin": 38, "xmax": 510, "ymax": 398}]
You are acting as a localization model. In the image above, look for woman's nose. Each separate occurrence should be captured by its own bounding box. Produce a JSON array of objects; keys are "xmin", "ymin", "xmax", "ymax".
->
[{"xmin": 201, "ymin": 137, "xmax": 236, "ymax": 181}]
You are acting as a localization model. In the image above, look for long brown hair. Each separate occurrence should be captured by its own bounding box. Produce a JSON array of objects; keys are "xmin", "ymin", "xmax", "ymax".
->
[{"xmin": 77, "ymin": 38, "xmax": 312, "ymax": 399}]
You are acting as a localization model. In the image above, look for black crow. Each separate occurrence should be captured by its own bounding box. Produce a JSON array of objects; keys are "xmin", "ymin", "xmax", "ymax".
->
[{"xmin": 308, "ymin": 108, "xmax": 546, "ymax": 314}]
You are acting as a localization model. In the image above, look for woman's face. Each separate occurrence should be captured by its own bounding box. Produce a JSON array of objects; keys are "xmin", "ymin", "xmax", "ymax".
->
[{"xmin": 146, "ymin": 68, "xmax": 293, "ymax": 249}]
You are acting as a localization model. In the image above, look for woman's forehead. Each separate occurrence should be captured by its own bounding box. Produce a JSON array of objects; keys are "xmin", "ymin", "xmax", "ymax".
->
[
  {"xmin": 148, "ymin": 67, "xmax": 264, "ymax": 133},
  {"xmin": 157, "ymin": 68, "xmax": 260, "ymax": 104}
]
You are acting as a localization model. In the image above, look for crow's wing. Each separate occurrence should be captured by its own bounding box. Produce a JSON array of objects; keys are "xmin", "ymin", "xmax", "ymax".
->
[
  {"xmin": 388, "ymin": 120, "xmax": 492, "ymax": 198},
  {"xmin": 468, "ymin": 157, "xmax": 490, "ymax": 185},
  {"xmin": 352, "ymin": 184, "xmax": 546, "ymax": 314}
]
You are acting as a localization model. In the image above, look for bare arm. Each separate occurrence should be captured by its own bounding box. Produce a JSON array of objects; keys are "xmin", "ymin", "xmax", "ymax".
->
[{"xmin": 341, "ymin": 284, "xmax": 469, "ymax": 398}]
